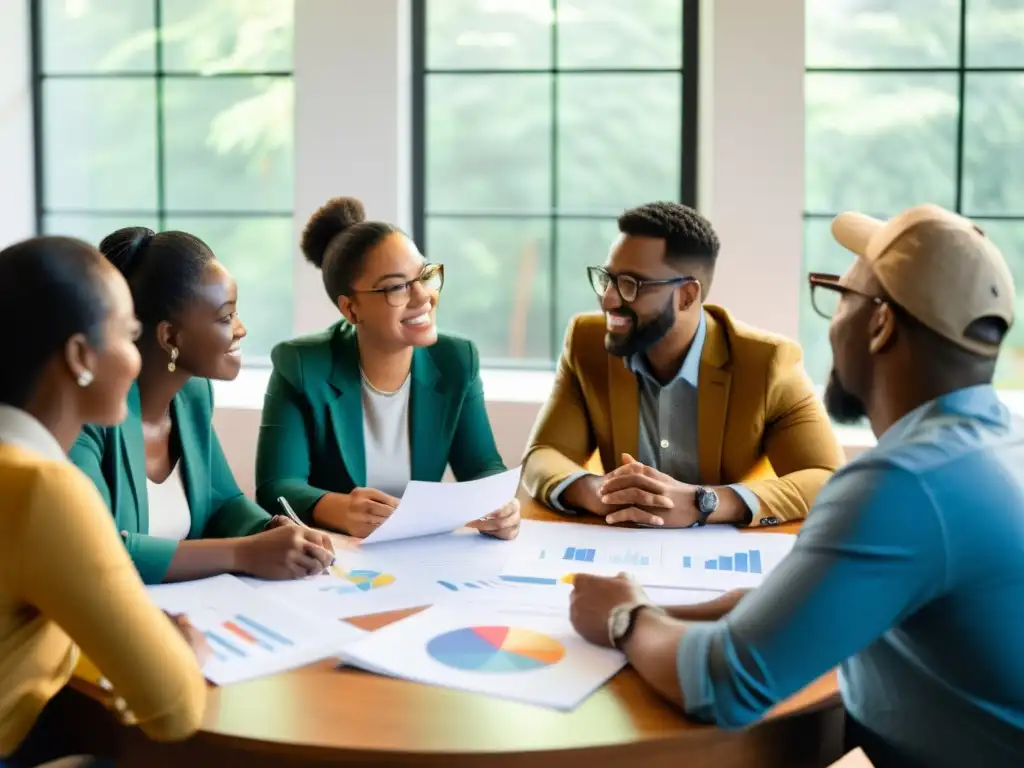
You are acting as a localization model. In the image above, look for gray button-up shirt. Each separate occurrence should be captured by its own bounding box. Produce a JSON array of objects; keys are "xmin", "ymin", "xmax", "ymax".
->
[{"xmin": 551, "ymin": 313, "xmax": 759, "ymax": 514}]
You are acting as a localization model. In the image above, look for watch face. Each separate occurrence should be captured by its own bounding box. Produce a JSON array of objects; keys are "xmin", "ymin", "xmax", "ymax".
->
[
  {"xmin": 612, "ymin": 607, "xmax": 632, "ymax": 638},
  {"xmin": 697, "ymin": 487, "xmax": 719, "ymax": 514}
]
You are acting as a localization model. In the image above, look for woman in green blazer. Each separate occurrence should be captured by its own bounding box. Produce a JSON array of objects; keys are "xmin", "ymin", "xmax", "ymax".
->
[
  {"xmin": 255, "ymin": 197, "xmax": 520, "ymax": 540},
  {"xmin": 70, "ymin": 227, "xmax": 335, "ymax": 585}
]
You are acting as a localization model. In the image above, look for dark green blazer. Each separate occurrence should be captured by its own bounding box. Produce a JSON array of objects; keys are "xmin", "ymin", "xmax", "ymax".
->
[
  {"xmin": 69, "ymin": 378, "xmax": 271, "ymax": 584},
  {"xmin": 255, "ymin": 321, "xmax": 506, "ymax": 522}
]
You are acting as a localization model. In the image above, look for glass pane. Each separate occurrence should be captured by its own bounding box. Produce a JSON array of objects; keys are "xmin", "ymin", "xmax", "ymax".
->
[
  {"xmin": 558, "ymin": 73, "xmax": 680, "ymax": 213},
  {"xmin": 555, "ymin": 218, "xmax": 621, "ymax": 335},
  {"xmin": 805, "ymin": 0, "xmax": 960, "ymax": 68},
  {"xmin": 962, "ymin": 74, "xmax": 1024, "ymax": 217},
  {"xmin": 805, "ymin": 73, "xmax": 958, "ymax": 215},
  {"xmin": 426, "ymin": 0, "xmax": 551, "ymax": 70},
  {"xmin": 800, "ymin": 217, "xmax": 857, "ymax": 386},
  {"xmin": 42, "ymin": 79, "xmax": 158, "ymax": 211},
  {"xmin": 164, "ymin": 216, "xmax": 294, "ymax": 359},
  {"xmin": 426, "ymin": 216, "xmax": 552, "ymax": 363},
  {"xmin": 41, "ymin": 0, "xmax": 155, "ymax": 73},
  {"xmin": 971, "ymin": 220, "xmax": 1024, "ymax": 388},
  {"xmin": 161, "ymin": 0, "xmax": 294, "ymax": 73},
  {"xmin": 426, "ymin": 74, "xmax": 551, "ymax": 214},
  {"xmin": 558, "ymin": 0, "xmax": 683, "ymax": 69},
  {"xmin": 966, "ymin": 0, "xmax": 1024, "ymax": 67},
  {"xmin": 163, "ymin": 77, "xmax": 294, "ymax": 213},
  {"xmin": 43, "ymin": 213, "xmax": 160, "ymax": 248}
]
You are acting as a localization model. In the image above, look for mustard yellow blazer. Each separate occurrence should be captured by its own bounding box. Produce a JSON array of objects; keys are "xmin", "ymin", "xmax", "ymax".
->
[{"xmin": 522, "ymin": 305, "xmax": 844, "ymax": 524}]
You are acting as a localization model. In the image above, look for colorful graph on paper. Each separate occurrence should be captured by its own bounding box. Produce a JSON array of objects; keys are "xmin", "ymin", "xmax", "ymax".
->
[
  {"xmin": 426, "ymin": 626, "xmax": 565, "ymax": 673},
  {"xmin": 502, "ymin": 522, "xmax": 797, "ymax": 590},
  {"xmin": 682, "ymin": 549, "xmax": 763, "ymax": 574},
  {"xmin": 319, "ymin": 569, "xmax": 397, "ymax": 595},
  {"xmin": 436, "ymin": 578, "xmax": 513, "ymax": 592},
  {"xmin": 203, "ymin": 614, "xmax": 296, "ymax": 661}
]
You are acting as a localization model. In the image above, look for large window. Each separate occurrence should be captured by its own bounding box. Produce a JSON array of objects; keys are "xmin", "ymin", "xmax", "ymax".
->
[
  {"xmin": 415, "ymin": 0, "xmax": 698, "ymax": 366},
  {"xmin": 33, "ymin": 0, "xmax": 294, "ymax": 359},
  {"xmin": 803, "ymin": 0, "xmax": 1024, "ymax": 388}
]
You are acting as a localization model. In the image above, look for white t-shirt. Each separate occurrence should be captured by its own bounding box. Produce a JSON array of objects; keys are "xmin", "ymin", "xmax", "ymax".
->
[
  {"xmin": 361, "ymin": 372, "xmax": 412, "ymax": 498},
  {"xmin": 145, "ymin": 462, "xmax": 191, "ymax": 541}
]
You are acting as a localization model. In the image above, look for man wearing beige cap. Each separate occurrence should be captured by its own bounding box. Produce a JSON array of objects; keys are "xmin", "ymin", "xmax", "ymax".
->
[{"xmin": 568, "ymin": 204, "xmax": 1024, "ymax": 767}]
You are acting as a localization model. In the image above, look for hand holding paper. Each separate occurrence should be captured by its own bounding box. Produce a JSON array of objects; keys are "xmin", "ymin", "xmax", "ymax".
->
[{"xmin": 362, "ymin": 466, "xmax": 523, "ymax": 544}]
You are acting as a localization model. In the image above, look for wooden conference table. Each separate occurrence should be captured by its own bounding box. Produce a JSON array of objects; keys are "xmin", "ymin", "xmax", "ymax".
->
[{"xmin": 67, "ymin": 497, "xmax": 843, "ymax": 768}]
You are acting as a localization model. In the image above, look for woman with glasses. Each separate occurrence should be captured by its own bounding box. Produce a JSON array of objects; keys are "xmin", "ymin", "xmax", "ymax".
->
[{"xmin": 255, "ymin": 197, "xmax": 519, "ymax": 539}]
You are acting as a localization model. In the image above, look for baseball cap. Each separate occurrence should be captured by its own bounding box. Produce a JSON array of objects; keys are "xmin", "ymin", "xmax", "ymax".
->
[{"xmin": 831, "ymin": 203, "xmax": 1015, "ymax": 358}]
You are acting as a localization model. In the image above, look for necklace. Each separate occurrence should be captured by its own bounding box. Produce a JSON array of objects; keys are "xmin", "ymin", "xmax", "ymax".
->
[{"xmin": 360, "ymin": 367, "xmax": 409, "ymax": 397}]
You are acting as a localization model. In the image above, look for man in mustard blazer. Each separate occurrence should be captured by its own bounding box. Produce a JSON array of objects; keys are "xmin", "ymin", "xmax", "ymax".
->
[{"xmin": 523, "ymin": 202, "xmax": 843, "ymax": 527}]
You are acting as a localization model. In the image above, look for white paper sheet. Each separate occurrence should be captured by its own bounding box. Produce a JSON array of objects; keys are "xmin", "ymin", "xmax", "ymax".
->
[
  {"xmin": 362, "ymin": 466, "xmax": 522, "ymax": 544},
  {"xmin": 338, "ymin": 602, "xmax": 626, "ymax": 711},
  {"xmin": 240, "ymin": 529, "xmax": 526, "ymax": 619},
  {"xmin": 147, "ymin": 574, "xmax": 365, "ymax": 685},
  {"xmin": 501, "ymin": 520, "xmax": 796, "ymax": 591}
]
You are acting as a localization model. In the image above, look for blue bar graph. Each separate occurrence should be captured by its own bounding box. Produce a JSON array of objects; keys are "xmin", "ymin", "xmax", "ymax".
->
[
  {"xmin": 465, "ymin": 582, "xmax": 481, "ymax": 589},
  {"xmin": 234, "ymin": 615, "xmax": 294, "ymax": 647},
  {"xmin": 565, "ymin": 547, "xmax": 595, "ymax": 562},
  {"xmin": 683, "ymin": 556, "xmax": 692, "ymax": 568},
  {"xmin": 694, "ymin": 550, "xmax": 763, "ymax": 574},
  {"xmin": 500, "ymin": 575, "xmax": 558, "ymax": 585},
  {"xmin": 438, "ymin": 581, "xmax": 458, "ymax": 591},
  {"xmin": 205, "ymin": 631, "xmax": 246, "ymax": 658}
]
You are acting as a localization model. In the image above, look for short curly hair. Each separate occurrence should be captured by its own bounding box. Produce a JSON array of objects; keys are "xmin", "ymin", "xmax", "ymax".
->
[{"xmin": 618, "ymin": 202, "xmax": 720, "ymax": 296}]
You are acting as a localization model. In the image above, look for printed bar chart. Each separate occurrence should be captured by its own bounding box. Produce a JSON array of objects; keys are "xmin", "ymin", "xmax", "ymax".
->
[
  {"xmin": 698, "ymin": 551, "xmax": 763, "ymax": 574},
  {"xmin": 563, "ymin": 547, "xmax": 596, "ymax": 563},
  {"xmin": 683, "ymin": 556, "xmax": 692, "ymax": 568}
]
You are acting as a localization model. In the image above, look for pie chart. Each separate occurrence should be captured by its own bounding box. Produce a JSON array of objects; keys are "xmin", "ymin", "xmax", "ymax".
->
[
  {"xmin": 426, "ymin": 626, "xmax": 566, "ymax": 673},
  {"xmin": 321, "ymin": 568, "xmax": 396, "ymax": 594}
]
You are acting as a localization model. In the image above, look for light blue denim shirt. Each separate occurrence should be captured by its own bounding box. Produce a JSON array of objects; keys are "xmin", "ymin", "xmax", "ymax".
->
[
  {"xmin": 551, "ymin": 314, "xmax": 760, "ymax": 518},
  {"xmin": 677, "ymin": 385, "xmax": 1024, "ymax": 766}
]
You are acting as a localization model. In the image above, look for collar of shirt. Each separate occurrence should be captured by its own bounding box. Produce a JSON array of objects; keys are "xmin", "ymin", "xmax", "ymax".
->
[
  {"xmin": 875, "ymin": 383, "xmax": 1009, "ymax": 451},
  {"xmin": 627, "ymin": 311, "xmax": 707, "ymax": 387},
  {"xmin": 0, "ymin": 405, "xmax": 68, "ymax": 463}
]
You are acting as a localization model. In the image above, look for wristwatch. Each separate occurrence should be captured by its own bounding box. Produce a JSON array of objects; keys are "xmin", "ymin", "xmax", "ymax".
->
[
  {"xmin": 608, "ymin": 602, "xmax": 659, "ymax": 649},
  {"xmin": 693, "ymin": 486, "xmax": 719, "ymax": 526}
]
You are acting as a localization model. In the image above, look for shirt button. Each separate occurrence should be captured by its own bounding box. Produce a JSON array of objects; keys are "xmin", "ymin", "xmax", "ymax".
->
[{"xmin": 660, "ymin": 439, "xmax": 670, "ymax": 449}]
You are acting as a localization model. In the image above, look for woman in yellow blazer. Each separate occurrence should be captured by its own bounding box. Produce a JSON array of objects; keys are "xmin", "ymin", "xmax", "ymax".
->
[
  {"xmin": 255, "ymin": 198, "xmax": 520, "ymax": 539},
  {"xmin": 0, "ymin": 236, "xmax": 206, "ymax": 767},
  {"xmin": 69, "ymin": 228, "xmax": 335, "ymax": 585}
]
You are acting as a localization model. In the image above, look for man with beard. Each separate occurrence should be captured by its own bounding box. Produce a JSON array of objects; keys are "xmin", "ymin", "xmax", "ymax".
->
[
  {"xmin": 522, "ymin": 201, "xmax": 842, "ymax": 527},
  {"xmin": 568, "ymin": 203, "xmax": 1024, "ymax": 767}
]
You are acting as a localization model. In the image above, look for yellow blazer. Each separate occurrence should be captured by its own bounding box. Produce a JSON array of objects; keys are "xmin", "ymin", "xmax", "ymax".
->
[{"xmin": 522, "ymin": 305, "xmax": 844, "ymax": 524}]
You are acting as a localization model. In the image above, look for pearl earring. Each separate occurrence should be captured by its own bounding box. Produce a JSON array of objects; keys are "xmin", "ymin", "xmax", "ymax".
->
[
  {"xmin": 76, "ymin": 370, "xmax": 94, "ymax": 388},
  {"xmin": 168, "ymin": 347, "xmax": 179, "ymax": 373}
]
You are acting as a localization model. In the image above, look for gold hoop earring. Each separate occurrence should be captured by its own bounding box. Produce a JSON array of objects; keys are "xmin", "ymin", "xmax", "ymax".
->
[{"xmin": 168, "ymin": 347, "xmax": 179, "ymax": 373}]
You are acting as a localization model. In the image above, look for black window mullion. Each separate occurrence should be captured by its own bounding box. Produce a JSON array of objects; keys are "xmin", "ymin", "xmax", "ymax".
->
[
  {"xmin": 953, "ymin": 0, "xmax": 968, "ymax": 214},
  {"xmin": 549, "ymin": 0, "xmax": 560, "ymax": 361},
  {"xmin": 154, "ymin": 0, "xmax": 166, "ymax": 230},
  {"xmin": 30, "ymin": 0, "xmax": 44, "ymax": 235}
]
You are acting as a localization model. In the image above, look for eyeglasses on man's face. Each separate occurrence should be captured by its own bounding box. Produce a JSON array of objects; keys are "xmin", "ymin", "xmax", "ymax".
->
[
  {"xmin": 356, "ymin": 263, "xmax": 445, "ymax": 308},
  {"xmin": 587, "ymin": 266, "xmax": 694, "ymax": 303},
  {"xmin": 808, "ymin": 272, "xmax": 886, "ymax": 320}
]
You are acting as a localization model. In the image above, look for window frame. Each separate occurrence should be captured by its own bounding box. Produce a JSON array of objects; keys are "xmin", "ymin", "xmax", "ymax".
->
[
  {"xmin": 410, "ymin": 0, "xmax": 701, "ymax": 368},
  {"xmin": 28, "ymin": 0, "xmax": 294, "ymax": 244}
]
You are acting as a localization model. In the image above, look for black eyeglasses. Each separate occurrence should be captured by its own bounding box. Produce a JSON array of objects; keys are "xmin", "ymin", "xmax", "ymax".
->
[
  {"xmin": 587, "ymin": 266, "xmax": 694, "ymax": 303},
  {"xmin": 351, "ymin": 263, "xmax": 445, "ymax": 308},
  {"xmin": 808, "ymin": 272, "xmax": 886, "ymax": 319}
]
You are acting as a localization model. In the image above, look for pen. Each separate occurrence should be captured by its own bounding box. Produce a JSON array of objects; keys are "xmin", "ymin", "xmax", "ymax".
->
[{"xmin": 277, "ymin": 496, "xmax": 336, "ymax": 567}]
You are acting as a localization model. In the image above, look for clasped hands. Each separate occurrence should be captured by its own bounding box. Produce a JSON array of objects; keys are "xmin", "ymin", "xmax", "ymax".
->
[{"xmin": 579, "ymin": 453, "xmax": 702, "ymax": 528}]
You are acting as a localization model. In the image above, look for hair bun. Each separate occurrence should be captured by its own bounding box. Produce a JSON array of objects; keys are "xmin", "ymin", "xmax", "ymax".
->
[
  {"xmin": 300, "ymin": 197, "xmax": 366, "ymax": 270},
  {"xmin": 98, "ymin": 226, "xmax": 155, "ymax": 277}
]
